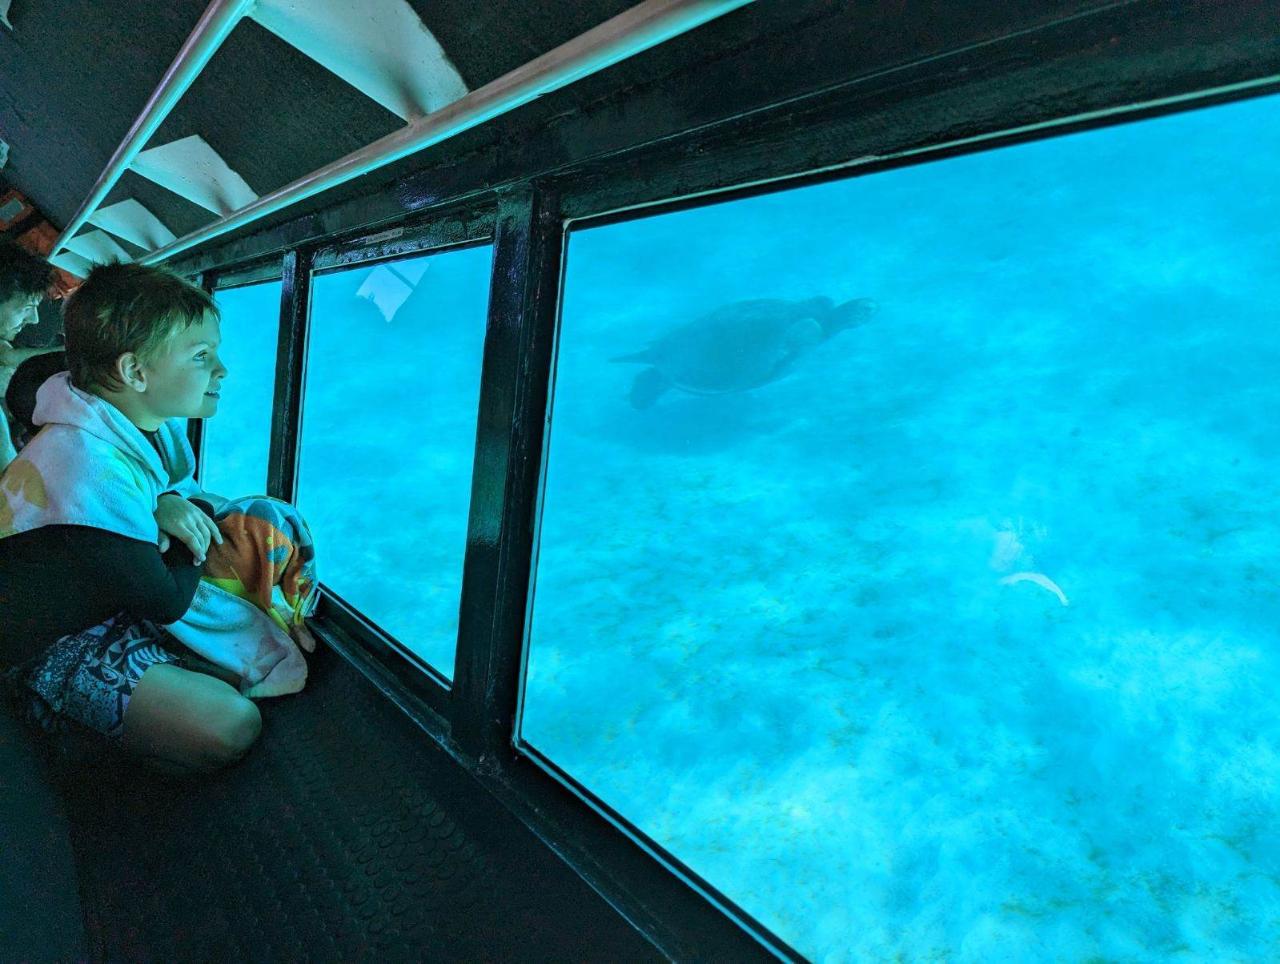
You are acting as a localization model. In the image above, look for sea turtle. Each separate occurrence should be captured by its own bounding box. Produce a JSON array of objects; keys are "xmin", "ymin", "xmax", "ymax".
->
[{"xmin": 610, "ymin": 296, "xmax": 877, "ymax": 408}]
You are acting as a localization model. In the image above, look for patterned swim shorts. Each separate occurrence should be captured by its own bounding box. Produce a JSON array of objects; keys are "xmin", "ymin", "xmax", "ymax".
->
[{"xmin": 0, "ymin": 613, "xmax": 184, "ymax": 742}]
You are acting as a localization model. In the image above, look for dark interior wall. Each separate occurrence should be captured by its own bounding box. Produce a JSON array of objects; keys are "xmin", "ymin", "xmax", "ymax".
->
[
  {"xmin": 404, "ymin": 0, "xmax": 640, "ymax": 88},
  {"xmin": 0, "ymin": 0, "xmax": 209, "ymax": 225}
]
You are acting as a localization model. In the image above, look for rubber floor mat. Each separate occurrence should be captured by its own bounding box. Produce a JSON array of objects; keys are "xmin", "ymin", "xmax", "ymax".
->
[{"xmin": 44, "ymin": 640, "xmax": 661, "ymax": 963}]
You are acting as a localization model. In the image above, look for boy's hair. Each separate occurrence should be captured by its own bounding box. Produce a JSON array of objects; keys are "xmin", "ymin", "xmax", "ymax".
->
[
  {"xmin": 63, "ymin": 262, "xmax": 218, "ymax": 392},
  {"xmin": 0, "ymin": 239, "xmax": 54, "ymax": 304}
]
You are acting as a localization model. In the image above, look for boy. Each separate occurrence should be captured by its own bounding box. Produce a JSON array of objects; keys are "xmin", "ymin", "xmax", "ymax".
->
[
  {"xmin": 0, "ymin": 240, "xmax": 57, "ymax": 469},
  {"xmin": 0, "ymin": 263, "xmax": 312, "ymax": 774}
]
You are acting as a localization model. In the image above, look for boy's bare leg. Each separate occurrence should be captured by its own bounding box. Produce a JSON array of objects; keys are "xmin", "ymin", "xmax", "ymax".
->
[{"xmin": 120, "ymin": 663, "xmax": 261, "ymax": 775}]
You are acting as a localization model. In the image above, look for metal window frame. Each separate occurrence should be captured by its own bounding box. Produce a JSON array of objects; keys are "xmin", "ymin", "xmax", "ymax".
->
[
  {"xmin": 156, "ymin": 5, "xmax": 1280, "ymax": 958},
  {"xmin": 502, "ymin": 84, "xmax": 1280, "ymax": 964},
  {"xmin": 295, "ymin": 208, "xmax": 501, "ymax": 722},
  {"xmin": 309, "ymin": 207, "xmax": 495, "ymax": 274},
  {"xmin": 194, "ymin": 177, "xmax": 793, "ymax": 956},
  {"xmin": 484, "ymin": 81, "xmax": 1280, "ymax": 961},
  {"xmin": 205, "ymin": 259, "xmax": 284, "ymax": 291}
]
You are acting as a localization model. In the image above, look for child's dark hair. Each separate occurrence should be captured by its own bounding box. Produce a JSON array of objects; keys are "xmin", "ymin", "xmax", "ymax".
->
[
  {"xmin": 62, "ymin": 262, "xmax": 218, "ymax": 392},
  {"xmin": 6, "ymin": 350, "xmax": 68, "ymax": 443},
  {"xmin": 0, "ymin": 239, "xmax": 54, "ymax": 304}
]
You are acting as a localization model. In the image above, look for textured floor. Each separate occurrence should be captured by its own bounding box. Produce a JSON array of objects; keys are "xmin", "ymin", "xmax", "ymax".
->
[{"xmin": 43, "ymin": 640, "xmax": 661, "ymax": 963}]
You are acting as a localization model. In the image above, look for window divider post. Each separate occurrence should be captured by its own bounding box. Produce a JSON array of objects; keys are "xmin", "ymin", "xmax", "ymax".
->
[
  {"xmin": 451, "ymin": 182, "xmax": 564, "ymax": 765},
  {"xmin": 267, "ymin": 248, "xmax": 312, "ymax": 503}
]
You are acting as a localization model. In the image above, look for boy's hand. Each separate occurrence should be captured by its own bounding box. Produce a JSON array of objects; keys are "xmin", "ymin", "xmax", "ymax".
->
[{"xmin": 155, "ymin": 493, "xmax": 223, "ymax": 565}]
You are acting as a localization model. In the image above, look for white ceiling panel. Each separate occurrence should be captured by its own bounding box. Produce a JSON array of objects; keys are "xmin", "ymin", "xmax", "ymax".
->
[
  {"xmin": 250, "ymin": 0, "xmax": 468, "ymax": 121},
  {"xmin": 50, "ymin": 250, "xmax": 94, "ymax": 277},
  {"xmin": 131, "ymin": 135, "xmax": 258, "ymax": 216},
  {"xmin": 64, "ymin": 229, "xmax": 131, "ymax": 264},
  {"xmin": 87, "ymin": 198, "xmax": 178, "ymax": 251}
]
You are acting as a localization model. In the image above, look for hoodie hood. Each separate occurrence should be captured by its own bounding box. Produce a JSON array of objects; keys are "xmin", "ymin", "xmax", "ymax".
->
[
  {"xmin": 33, "ymin": 372, "xmax": 172, "ymax": 487},
  {"xmin": 0, "ymin": 373, "xmax": 202, "ymax": 542}
]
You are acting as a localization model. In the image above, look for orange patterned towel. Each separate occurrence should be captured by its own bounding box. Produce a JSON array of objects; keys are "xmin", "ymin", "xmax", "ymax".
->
[{"xmin": 201, "ymin": 496, "xmax": 318, "ymax": 639}]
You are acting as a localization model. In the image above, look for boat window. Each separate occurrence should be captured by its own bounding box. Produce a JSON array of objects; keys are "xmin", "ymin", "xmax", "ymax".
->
[
  {"xmin": 297, "ymin": 245, "xmax": 492, "ymax": 680},
  {"xmin": 203, "ymin": 280, "xmax": 282, "ymax": 498},
  {"xmin": 521, "ymin": 93, "xmax": 1280, "ymax": 959}
]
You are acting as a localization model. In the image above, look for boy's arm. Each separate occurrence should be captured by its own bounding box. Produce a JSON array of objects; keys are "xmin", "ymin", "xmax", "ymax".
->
[{"xmin": 71, "ymin": 528, "xmax": 204, "ymax": 625}]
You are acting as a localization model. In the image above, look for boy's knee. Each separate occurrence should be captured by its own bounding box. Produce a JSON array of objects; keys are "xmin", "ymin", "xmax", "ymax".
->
[{"xmin": 211, "ymin": 697, "xmax": 261, "ymax": 763}]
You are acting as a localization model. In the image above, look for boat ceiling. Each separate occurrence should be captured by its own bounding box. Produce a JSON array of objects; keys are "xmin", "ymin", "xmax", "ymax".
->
[{"xmin": 2, "ymin": 1, "xmax": 1278, "ymax": 273}]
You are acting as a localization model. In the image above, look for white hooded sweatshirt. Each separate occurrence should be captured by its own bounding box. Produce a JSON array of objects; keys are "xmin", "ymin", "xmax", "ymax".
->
[{"xmin": 0, "ymin": 372, "xmax": 224, "ymax": 540}]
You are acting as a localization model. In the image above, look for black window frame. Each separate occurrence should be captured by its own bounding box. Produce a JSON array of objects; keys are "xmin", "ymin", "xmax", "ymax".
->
[
  {"xmin": 300, "ymin": 208, "xmax": 499, "ymax": 716},
  {"xmin": 162, "ymin": 7, "xmax": 1280, "ymax": 956}
]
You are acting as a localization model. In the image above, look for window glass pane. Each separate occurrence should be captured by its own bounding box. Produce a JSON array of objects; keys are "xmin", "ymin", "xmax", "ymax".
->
[
  {"xmin": 523, "ymin": 94, "xmax": 1280, "ymax": 959},
  {"xmin": 297, "ymin": 246, "xmax": 491, "ymax": 679},
  {"xmin": 204, "ymin": 281, "xmax": 281, "ymax": 498}
]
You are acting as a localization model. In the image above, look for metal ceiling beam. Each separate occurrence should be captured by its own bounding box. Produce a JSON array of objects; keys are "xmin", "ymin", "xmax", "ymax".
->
[
  {"xmin": 139, "ymin": 0, "xmax": 757, "ymax": 266},
  {"xmin": 51, "ymin": 0, "xmax": 257, "ymax": 257}
]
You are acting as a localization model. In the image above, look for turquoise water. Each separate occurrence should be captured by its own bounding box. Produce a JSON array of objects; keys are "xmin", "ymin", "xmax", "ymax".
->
[
  {"xmin": 521, "ymin": 94, "xmax": 1280, "ymax": 960},
  {"xmin": 202, "ymin": 93, "xmax": 1280, "ymax": 960},
  {"xmin": 299, "ymin": 252, "xmax": 489, "ymax": 676},
  {"xmin": 205, "ymin": 281, "xmax": 280, "ymax": 498}
]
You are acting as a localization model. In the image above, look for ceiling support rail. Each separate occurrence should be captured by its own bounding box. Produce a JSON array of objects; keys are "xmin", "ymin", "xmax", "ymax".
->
[
  {"xmin": 52, "ymin": 0, "xmax": 257, "ymax": 257},
  {"xmin": 139, "ymin": 0, "xmax": 756, "ymax": 265}
]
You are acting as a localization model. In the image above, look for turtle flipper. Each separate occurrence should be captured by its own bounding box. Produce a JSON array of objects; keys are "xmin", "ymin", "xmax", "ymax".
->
[{"xmin": 629, "ymin": 367, "xmax": 671, "ymax": 409}]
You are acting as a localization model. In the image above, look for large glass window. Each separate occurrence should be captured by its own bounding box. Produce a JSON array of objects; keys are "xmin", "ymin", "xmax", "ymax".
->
[
  {"xmin": 522, "ymin": 94, "xmax": 1280, "ymax": 959},
  {"xmin": 203, "ymin": 281, "xmax": 281, "ymax": 498},
  {"xmin": 298, "ymin": 246, "xmax": 491, "ymax": 679}
]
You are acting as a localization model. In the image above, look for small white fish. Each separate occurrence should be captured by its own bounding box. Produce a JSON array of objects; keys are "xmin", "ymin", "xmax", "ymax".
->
[{"xmin": 999, "ymin": 571, "xmax": 1069, "ymax": 606}]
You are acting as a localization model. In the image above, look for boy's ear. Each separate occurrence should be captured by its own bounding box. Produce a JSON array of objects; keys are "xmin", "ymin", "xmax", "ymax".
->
[{"xmin": 114, "ymin": 352, "xmax": 148, "ymax": 392}]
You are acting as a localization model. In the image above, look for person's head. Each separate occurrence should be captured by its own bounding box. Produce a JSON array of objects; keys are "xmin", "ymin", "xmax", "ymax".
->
[
  {"xmin": 63, "ymin": 262, "xmax": 226, "ymax": 430},
  {"xmin": 5, "ymin": 349, "xmax": 69, "ymax": 444},
  {"xmin": 0, "ymin": 239, "xmax": 54, "ymax": 344}
]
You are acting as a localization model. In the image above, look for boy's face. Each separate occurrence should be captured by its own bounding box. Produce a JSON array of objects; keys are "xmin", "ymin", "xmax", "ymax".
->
[
  {"xmin": 0, "ymin": 290, "xmax": 41, "ymax": 343},
  {"xmin": 138, "ymin": 311, "xmax": 227, "ymax": 421}
]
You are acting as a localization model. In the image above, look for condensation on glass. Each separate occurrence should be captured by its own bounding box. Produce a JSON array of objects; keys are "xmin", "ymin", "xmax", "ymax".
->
[
  {"xmin": 297, "ymin": 245, "xmax": 492, "ymax": 679},
  {"xmin": 521, "ymin": 94, "xmax": 1280, "ymax": 960}
]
